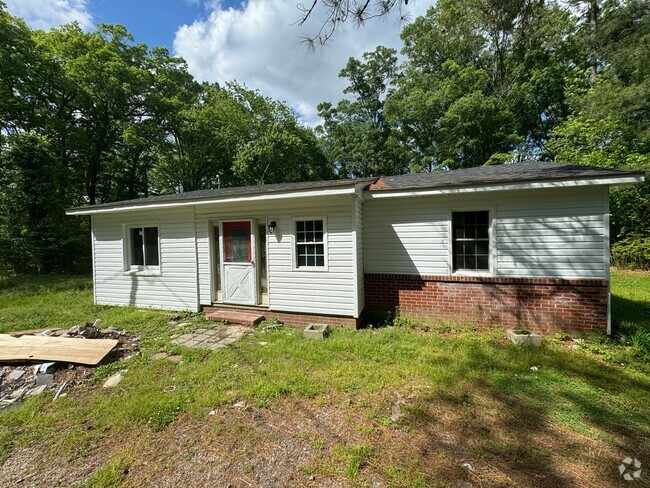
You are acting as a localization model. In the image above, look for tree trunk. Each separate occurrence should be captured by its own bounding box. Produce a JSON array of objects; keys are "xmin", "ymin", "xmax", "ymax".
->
[
  {"xmin": 588, "ymin": 0, "xmax": 599, "ymax": 86},
  {"xmin": 86, "ymin": 150, "xmax": 99, "ymax": 206}
]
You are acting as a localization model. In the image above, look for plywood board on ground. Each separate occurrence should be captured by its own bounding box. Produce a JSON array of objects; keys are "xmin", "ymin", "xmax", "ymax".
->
[{"xmin": 0, "ymin": 334, "xmax": 118, "ymax": 365}]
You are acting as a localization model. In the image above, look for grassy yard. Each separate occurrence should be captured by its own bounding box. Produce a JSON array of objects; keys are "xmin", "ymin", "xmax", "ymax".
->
[{"xmin": 0, "ymin": 271, "xmax": 649, "ymax": 487}]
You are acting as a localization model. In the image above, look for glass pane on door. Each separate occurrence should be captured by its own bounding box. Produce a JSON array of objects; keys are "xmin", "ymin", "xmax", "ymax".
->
[{"xmin": 223, "ymin": 222, "xmax": 251, "ymax": 263}]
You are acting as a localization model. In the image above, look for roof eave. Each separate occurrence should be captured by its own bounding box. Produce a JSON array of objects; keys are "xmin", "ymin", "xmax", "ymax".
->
[
  {"xmin": 364, "ymin": 173, "xmax": 645, "ymax": 199},
  {"xmin": 66, "ymin": 184, "xmax": 364, "ymax": 216}
]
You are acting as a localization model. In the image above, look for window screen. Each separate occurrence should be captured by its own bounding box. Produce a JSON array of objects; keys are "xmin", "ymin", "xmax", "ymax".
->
[
  {"xmin": 295, "ymin": 220, "xmax": 325, "ymax": 268},
  {"xmin": 452, "ymin": 211, "xmax": 489, "ymax": 271}
]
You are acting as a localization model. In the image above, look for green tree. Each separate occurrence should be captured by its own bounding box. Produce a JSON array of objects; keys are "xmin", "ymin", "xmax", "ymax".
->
[
  {"xmin": 40, "ymin": 23, "xmax": 153, "ymax": 204},
  {"xmin": 317, "ymin": 46, "xmax": 411, "ymax": 177},
  {"xmin": 548, "ymin": 0, "xmax": 649, "ymax": 169},
  {"xmin": 0, "ymin": 133, "xmax": 86, "ymax": 273},
  {"xmin": 384, "ymin": 0, "xmax": 576, "ymax": 169},
  {"xmin": 153, "ymin": 82, "xmax": 330, "ymax": 192}
]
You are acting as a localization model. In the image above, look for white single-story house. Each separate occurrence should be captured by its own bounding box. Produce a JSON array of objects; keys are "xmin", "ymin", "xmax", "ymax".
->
[{"xmin": 67, "ymin": 161, "xmax": 644, "ymax": 333}]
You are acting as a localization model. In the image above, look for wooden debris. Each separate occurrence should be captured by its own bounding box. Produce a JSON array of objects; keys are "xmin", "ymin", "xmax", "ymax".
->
[
  {"xmin": 0, "ymin": 334, "xmax": 118, "ymax": 365},
  {"xmin": 53, "ymin": 381, "xmax": 68, "ymax": 401},
  {"xmin": 9, "ymin": 328, "xmax": 62, "ymax": 338}
]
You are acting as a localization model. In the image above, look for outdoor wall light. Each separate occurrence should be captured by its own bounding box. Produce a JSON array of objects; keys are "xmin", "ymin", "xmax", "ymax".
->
[{"xmin": 267, "ymin": 220, "xmax": 277, "ymax": 234}]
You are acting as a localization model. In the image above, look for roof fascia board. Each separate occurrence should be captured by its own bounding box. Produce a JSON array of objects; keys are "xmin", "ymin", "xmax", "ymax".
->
[
  {"xmin": 364, "ymin": 175, "xmax": 645, "ymax": 200},
  {"xmin": 66, "ymin": 186, "xmax": 356, "ymax": 216}
]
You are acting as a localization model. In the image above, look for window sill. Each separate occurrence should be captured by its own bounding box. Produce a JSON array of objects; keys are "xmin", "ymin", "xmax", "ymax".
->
[
  {"xmin": 292, "ymin": 267, "xmax": 329, "ymax": 272},
  {"xmin": 123, "ymin": 268, "xmax": 161, "ymax": 277},
  {"xmin": 452, "ymin": 270, "xmax": 494, "ymax": 278}
]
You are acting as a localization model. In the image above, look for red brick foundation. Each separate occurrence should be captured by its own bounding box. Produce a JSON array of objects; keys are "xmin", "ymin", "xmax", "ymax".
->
[
  {"xmin": 202, "ymin": 305, "xmax": 358, "ymax": 328},
  {"xmin": 364, "ymin": 273, "xmax": 609, "ymax": 333}
]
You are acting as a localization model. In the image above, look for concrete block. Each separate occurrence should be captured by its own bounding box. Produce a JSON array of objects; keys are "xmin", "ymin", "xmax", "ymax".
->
[
  {"xmin": 36, "ymin": 374, "xmax": 54, "ymax": 386},
  {"xmin": 303, "ymin": 324, "xmax": 330, "ymax": 340},
  {"xmin": 506, "ymin": 329, "xmax": 542, "ymax": 347}
]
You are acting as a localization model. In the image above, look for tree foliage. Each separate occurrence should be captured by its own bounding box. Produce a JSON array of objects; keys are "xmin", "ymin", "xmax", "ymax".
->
[
  {"xmin": 316, "ymin": 0, "xmax": 647, "ymax": 263},
  {"xmin": 1, "ymin": 0, "xmax": 648, "ymax": 273},
  {"xmin": 317, "ymin": 46, "xmax": 411, "ymax": 177},
  {"xmin": 0, "ymin": 5, "xmax": 329, "ymax": 274}
]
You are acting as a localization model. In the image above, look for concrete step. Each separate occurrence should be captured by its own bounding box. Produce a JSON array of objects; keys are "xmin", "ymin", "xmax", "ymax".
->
[{"xmin": 206, "ymin": 310, "xmax": 265, "ymax": 326}]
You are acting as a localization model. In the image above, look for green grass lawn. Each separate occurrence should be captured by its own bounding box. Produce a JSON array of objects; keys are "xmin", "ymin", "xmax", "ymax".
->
[{"xmin": 0, "ymin": 271, "xmax": 649, "ymax": 487}]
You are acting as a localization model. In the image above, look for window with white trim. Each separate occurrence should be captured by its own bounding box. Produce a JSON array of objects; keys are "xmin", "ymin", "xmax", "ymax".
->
[
  {"xmin": 128, "ymin": 226, "xmax": 159, "ymax": 268},
  {"xmin": 452, "ymin": 211, "xmax": 489, "ymax": 271},
  {"xmin": 295, "ymin": 220, "xmax": 325, "ymax": 268}
]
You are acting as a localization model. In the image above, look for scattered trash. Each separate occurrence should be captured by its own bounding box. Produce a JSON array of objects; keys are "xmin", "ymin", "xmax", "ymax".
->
[
  {"xmin": 53, "ymin": 381, "xmax": 68, "ymax": 401},
  {"xmin": 389, "ymin": 389, "xmax": 417, "ymax": 424},
  {"xmin": 103, "ymin": 372, "xmax": 123, "ymax": 388},
  {"xmin": 262, "ymin": 322, "xmax": 284, "ymax": 332},
  {"xmin": 233, "ymin": 401, "xmax": 246, "ymax": 408},
  {"xmin": 390, "ymin": 402, "xmax": 403, "ymax": 423},
  {"xmin": 39, "ymin": 362, "xmax": 56, "ymax": 373},
  {"xmin": 8, "ymin": 370, "xmax": 25, "ymax": 381},
  {"xmin": 35, "ymin": 374, "xmax": 54, "ymax": 386},
  {"xmin": 10, "ymin": 327, "xmax": 62, "ymax": 338},
  {"xmin": 10, "ymin": 387, "xmax": 27, "ymax": 400},
  {"xmin": 28, "ymin": 385, "xmax": 47, "ymax": 396},
  {"xmin": 0, "ymin": 320, "xmax": 139, "ymax": 410},
  {"xmin": 461, "ymin": 460, "xmax": 475, "ymax": 472},
  {"xmin": 530, "ymin": 366, "xmax": 539, "ymax": 372}
]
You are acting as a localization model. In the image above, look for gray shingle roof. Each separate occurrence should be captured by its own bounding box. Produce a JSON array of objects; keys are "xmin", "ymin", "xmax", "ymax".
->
[
  {"xmin": 67, "ymin": 177, "xmax": 376, "ymax": 212},
  {"xmin": 368, "ymin": 160, "xmax": 644, "ymax": 191},
  {"xmin": 67, "ymin": 161, "xmax": 644, "ymax": 213}
]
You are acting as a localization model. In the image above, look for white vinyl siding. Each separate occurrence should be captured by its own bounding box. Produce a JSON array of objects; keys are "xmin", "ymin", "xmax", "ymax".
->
[
  {"xmin": 195, "ymin": 219, "xmax": 211, "ymax": 305},
  {"xmin": 363, "ymin": 199, "xmax": 449, "ymax": 275},
  {"xmin": 354, "ymin": 196, "xmax": 365, "ymax": 315},
  {"xmin": 363, "ymin": 187, "xmax": 608, "ymax": 280},
  {"xmin": 194, "ymin": 196, "xmax": 358, "ymax": 317},
  {"xmin": 496, "ymin": 188, "xmax": 606, "ymax": 278},
  {"xmin": 92, "ymin": 208, "xmax": 199, "ymax": 311}
]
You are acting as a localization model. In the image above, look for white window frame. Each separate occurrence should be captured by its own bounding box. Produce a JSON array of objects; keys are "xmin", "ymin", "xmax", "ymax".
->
[
  {"xmin": 448, "ymin": 207, "xmax": 496, "ymax": 277},
  {"xmin": 123, "ymin": 224, "xmax": 161, "ymax": 275},
  {"xmin": 292, "ymin": 217, "xmax": 328, "ymax": 271}
]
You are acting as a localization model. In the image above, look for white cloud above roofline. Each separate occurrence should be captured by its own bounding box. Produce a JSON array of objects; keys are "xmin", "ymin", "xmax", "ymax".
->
[
  {"xmin": 4, "ymin": 0, "xmax": 93, "ymax": 31},
  {"xmin": 173, "ymin": 0, "xmax": 431, "ymax": 126}
]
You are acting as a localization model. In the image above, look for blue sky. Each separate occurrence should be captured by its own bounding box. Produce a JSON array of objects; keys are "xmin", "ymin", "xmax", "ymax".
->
[
  {"xmin": 5, "ymin": 0, "xmax": 431, "ymax": 125},
  {"xmin": 89, "ymin": 0, "xmax": 222, "ymax": 50}
]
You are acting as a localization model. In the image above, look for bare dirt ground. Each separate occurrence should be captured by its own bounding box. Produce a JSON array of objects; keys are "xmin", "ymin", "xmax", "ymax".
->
[{"xmin": 2, "ymin": 388, "xmax": 646, "ymax": 487}]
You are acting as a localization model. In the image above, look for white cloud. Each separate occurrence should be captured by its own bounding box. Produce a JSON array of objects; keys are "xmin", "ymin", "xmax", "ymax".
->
[
  {"xmin": 173, "ymin": 0, "xmax": 430, "ymax": 126},
  {"xmin": 4, "ymin": 0, "xmax": 93, "ymax": 31}
]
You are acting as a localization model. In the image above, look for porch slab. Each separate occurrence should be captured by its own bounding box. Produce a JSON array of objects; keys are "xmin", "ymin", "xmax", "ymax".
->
[
  {"xmin": 170, "ymin": 323, "xmax": 250, "ymax": 351},
  {"xmin": 206, "ymin": 310, "xmax": 265, "ymax": 326}
]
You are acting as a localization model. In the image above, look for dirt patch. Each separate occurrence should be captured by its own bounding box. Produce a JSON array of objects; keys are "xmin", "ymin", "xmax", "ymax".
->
[
  {"xmin": 1, "ymin": 388, "xmax": 647, "ymax": 487},
  {"xmin": 123, "ymin": 398, "xmax": 358, "ymax": 487},
  {"xmin": 0, "ymin": 446, "xmax": 104, "ymax": 487}
]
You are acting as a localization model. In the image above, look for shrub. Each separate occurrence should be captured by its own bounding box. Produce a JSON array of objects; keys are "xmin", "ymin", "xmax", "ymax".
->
[{"xmin": 611, "ymin": 235, "xmax": 650, "ymax": 270}]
